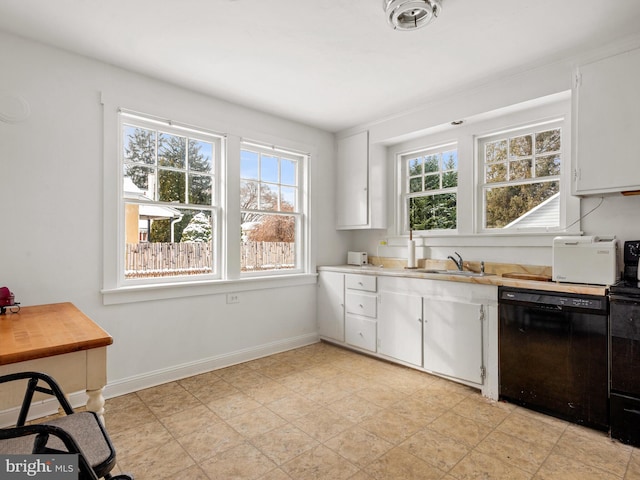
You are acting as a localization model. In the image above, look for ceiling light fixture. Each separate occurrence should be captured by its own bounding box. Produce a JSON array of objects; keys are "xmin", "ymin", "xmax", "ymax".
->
[{"xmin": 383, "ymin": 0, "xmax": 442, "ymax": 31}]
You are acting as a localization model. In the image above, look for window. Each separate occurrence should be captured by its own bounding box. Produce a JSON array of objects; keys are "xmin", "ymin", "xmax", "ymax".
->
[
  {"xmin": 401, "ymin": 143, "xmax": 458, "ymax": 232},
  {"xmin": 104, "ymin": 102, "xmax": 315, "ymax": 303},
  {"xmin": 390, "ymin": 95, "xmax": 575, "ymax": 245},
  {"xmin": 479, "ymin": 120, "xmax": 562, "ymax": 231},
  {"xmin": 120, "ymin": 111, "xmax": 222, "ymax": 282},
  {"xmin": 240, "ymin": 141, "xmax": 306, "ymax": 275}
]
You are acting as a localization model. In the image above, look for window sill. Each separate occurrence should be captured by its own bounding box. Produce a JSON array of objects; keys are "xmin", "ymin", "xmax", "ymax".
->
[
  {"xmin": 385, "ymin": 231, "xmax": 578, "ymax": 249},
  {"xmin": 101, "ymin": 273, "xmax": 318, "ymax": 305}
]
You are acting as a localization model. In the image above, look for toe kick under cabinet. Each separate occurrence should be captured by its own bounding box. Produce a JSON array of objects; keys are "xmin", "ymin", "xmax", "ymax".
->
[{"xmin": 344, "ymin": 274, "xmax": 378, "ymax": 352}]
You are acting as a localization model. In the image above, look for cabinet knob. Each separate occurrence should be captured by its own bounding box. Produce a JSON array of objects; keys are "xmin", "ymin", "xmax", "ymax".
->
[{"xmin": 359, "ymin": 304, "xmax": 364, "ymax": 308}]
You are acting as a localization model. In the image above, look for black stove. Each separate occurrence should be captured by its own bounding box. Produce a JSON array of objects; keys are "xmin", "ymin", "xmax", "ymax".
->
[
  {"xmin": 609, "ymin": 279, "xmax": 640, "ymax": 296},
  {"xmin": 609, "ymin": 240, "xmax": 640, "ymax": 447},
  {"xmin": 610, "ymin": 240, "xmax": 640, "ymax": 295}
]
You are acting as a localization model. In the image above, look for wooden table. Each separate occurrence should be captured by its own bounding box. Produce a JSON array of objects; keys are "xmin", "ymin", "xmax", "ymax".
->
[{"xmin": 0, "ymin": 302, "xmax": 113, "ymax": 423}]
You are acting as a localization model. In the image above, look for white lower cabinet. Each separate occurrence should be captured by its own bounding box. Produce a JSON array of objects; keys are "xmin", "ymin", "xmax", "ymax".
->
[
  {"xmin": 317, "ymin": 271, "xmax": 345, "ymax": 342},
  {"xmin": 344, "ymin": 273, "xmax": 378, "ymax": 353},
  {"xmin": 317, "ymin": 270, "xmax": 498, "ymax": 399},
  {"xmin": 345, "ymin": 291, "xmax": 377, "ymax": 318},
  {"xmin": 423, "ymin": 297, "xmax": 484, "ymax": 385},
  {"xmin": 377, "ymin": 290, "xmax": 423, "ymax": 366},
  {"xmin": 345, "ymin": 315, "xmax": 377, "ymax": 352}
]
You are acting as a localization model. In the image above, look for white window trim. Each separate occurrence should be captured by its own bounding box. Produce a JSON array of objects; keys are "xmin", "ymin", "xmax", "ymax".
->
[
  {"xmin": 239, "ymin": 140, "xmax": 309, "ymax": 277},
  {"xmin": 399, "ymin": 141, "xmax": 458, "ymax": 235},
  {"xmin": 388, "ymin": 93, "xmax": 580, "ymax": 246},
  {"xmin": 118, "ymin": 110, "xmax": 224, "ymax": 286},
  {"xmin": 476, "ymin": 117, "xmax": 565, "ymax": 234},
  {"xmin": 100, "ymin": 95, "xmax": 316, "ymax": 305}
]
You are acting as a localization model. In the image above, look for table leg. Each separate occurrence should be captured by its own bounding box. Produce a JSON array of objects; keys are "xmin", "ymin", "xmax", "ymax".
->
[
  {"xmin": 86, "ymin": 387, "xmax": 106, "ymax": 424},
  {"xmin": 86, "ymin": 347, "xmax": 107, "ymax": 424}
]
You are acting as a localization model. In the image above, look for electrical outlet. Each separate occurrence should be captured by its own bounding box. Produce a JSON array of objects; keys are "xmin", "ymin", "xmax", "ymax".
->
[{"xmin": 226, "ymin": 293, "xmax": 240, "ymax": 304}]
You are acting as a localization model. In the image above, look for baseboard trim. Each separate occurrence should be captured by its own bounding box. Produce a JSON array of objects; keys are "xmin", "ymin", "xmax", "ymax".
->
[
  {"xmin": 0, "ymin": 333, "xmax": 319, "ymax": 427},
  {"xmin": 104, "ymin": 332, "xmax": 319, "ymax": 399}
]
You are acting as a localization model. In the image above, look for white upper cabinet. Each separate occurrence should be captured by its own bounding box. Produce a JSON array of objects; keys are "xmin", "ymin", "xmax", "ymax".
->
[
  {"xmin": 573, "ymin": 47, "xmax": 640, "ymax": 195},
  {"xmin": 336, "ymin": 131, "xmax": 386, "ymax": 229}
]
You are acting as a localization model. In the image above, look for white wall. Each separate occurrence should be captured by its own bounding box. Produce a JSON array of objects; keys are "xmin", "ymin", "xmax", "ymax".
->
[
  {"xmin": 345, "ymin": 37, "xmax": 640, "ymax": 268},
  {"xmin": 0, "ymin": 32, "xmax": 348, "ymax": 396}
]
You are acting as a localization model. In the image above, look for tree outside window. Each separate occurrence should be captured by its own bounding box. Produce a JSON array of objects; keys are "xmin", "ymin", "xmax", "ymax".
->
[
  {"xmin": 403, "ymin": 144, "xmax": 458, "ymax": 232},
  {"xmin": 121, "ymin": 114, "xmax": 219, "ymax": 279},
  {"xmin": 480, "ymin": 123, "xmax": 561, "ymax": 230},
  {"xmin": 240, "ymin": 144, "xmax": 303, "ymax": 273}
]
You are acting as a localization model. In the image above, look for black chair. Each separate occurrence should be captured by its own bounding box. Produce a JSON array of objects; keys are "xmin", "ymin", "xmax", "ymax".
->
[{"xmin": 0, "ymin": 372, "xmax": 133, "ymax": 480}]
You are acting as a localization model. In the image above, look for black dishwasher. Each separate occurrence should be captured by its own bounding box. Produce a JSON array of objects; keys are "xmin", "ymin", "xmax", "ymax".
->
[{"xmin": 499, "ymin": 286, "xmax": 609, "ymax": 430}]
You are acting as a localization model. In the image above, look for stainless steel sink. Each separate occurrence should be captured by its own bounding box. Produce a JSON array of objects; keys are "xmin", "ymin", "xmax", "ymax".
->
[{"xmin": 417, "ymin": 269, "xmax": 495, "ymax": 277}]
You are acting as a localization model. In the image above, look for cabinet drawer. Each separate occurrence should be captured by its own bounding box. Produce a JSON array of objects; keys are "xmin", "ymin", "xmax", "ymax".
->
[
  {"xmin": 611, "ymin": 393, "xmax": 640, "ymax": 447},
  {"xmin": 345, "ymin": 315, "xmax": 377, "ymax": 352},
  {"xmin": 346, "ymin": 274, "xmax": 377, "ymax": 292},
  {"xmin": 345, "ymin": 292, "xmax": 377, "ymax": 318}
]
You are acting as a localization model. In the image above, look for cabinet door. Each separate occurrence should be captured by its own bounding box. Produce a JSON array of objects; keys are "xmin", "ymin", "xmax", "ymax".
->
[
  {"xmin": 336, "ymin": 131, "xmax": 369, "ymax": 228},
  {"xmin": 317, "ymin": 271, "xmax": 344, "ymax": 342},
  {"xmin": 573, "ymin": 48, "xmax": 640, "ymax": 194},
  {"xmin": 377, "ymin": 291, "xmax": 423, "ymax": 366},
  {"xmin": 423, "ymin": 298, "xmax": 484, "ymax": 384}
]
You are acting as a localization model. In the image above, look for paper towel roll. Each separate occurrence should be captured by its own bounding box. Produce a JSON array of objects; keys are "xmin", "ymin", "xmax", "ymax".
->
[{"xmin": 407, "ymin": 240, "xmax": 416, "ymax": 268}]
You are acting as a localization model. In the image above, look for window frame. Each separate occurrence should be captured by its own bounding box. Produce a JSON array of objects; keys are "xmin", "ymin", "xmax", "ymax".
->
[
  {"xmin": 477, "ymin": 118, "xmax": 564, "ymax": 234},
  {"xmin": 117, "ymin": 110, "xmax": 224, "ymax": 286},
  {"xmin": 399, "ymin": 142, "xmax": 459, "ymax": 235},
  {"xmin": 389, "ymin": 93, "xmax": 579, "ymax": 244},
  {"xmin": 101, "ymin": 96, "xmax": 317, "ymax": 305},
  {"xmin": 239, "ymin": 140, "xmax": 308, "ymax": 278}
]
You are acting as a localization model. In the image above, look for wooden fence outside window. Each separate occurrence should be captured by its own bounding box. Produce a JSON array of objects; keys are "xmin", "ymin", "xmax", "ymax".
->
[{"xmin": 125, "ymin": 242, "xmax": 295, "ymax": 278}]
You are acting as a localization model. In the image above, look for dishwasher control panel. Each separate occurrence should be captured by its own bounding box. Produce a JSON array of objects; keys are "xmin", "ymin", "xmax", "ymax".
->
[{"xmin": 500, "ymin": 289, "xmax": 606, "ymax": 311}]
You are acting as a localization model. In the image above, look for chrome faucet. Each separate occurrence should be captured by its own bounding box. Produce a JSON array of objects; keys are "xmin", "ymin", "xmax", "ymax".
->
[{"xmin": 448, "ymin": 252, "xmax": 464, "ymax": 271}]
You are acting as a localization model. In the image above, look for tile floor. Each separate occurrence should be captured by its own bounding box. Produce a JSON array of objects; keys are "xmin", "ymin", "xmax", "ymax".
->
[{"xmin": 103, "ymin": 342, "xmax": 640, "ymax": 480}]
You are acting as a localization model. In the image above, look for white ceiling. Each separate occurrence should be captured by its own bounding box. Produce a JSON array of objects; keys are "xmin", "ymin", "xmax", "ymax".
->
[{"xmin": 1, "ymin": 0, "xmax": 639, "ymax": 132}]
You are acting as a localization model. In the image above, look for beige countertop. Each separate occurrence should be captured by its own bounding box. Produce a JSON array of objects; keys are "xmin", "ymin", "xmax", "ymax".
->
[{"xmin": 317, "ymin": 264, "xmax": 608, "ymax": 296}]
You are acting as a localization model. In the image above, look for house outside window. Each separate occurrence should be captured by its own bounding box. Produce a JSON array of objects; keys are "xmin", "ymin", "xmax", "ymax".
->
[
  {"xmin": 390, "ymin": 96, "xmax": 575, "ymax": 246},
  {"xmin": 478, "ymin": 120, "xmax": 562, "ymax": 231},
  {"xmin": 240, "ymin": 141, "xmax": 306, "ymax": 275},
  {"xmin": 120, "ymin": 111, "xmax": 222, "ymax": 282},
  {"xmin": 401, "ymin": 143, "xmax": 458, "ymax": 232}
]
